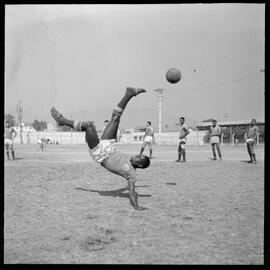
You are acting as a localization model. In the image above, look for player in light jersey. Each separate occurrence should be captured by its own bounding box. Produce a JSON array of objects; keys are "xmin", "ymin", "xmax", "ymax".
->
[
  {"xmin": 175, "ymin": 117, "xmax": 190, "ymax": 162},
  {"xmin": 139, "ymin": 121, "xmax": 154, "ymax": 159},
  {"xmin": 51, "ymin": 87, "xmax": 150, "ymax": 210},
  {"xmin": 245, "ymin": 119, "xmax": 259, "ymax": 164},
  {"xmin": 209, "ymin": 120, "xmax": 222, "ymax": 160},
  {"xmin": 4, "ymin": 120, "xmax": 17, "ymax": 160}
]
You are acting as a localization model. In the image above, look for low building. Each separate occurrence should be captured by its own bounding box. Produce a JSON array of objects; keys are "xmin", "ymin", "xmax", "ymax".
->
[{"xmin": 197, "ymin": 119, "xmax": 265, "ymax": 144}]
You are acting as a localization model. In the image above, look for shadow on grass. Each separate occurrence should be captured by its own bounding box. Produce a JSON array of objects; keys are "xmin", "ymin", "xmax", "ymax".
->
[
  {"xmin": 6, "ymin": 157, "xmax": 24, "ymax": 161},
  {"xmin": 166, "ymin": 182, "xmax": 176, "ymax": 185},
  {"xmin": 75, "ymin": 186, "xmax": 151, "ymax": 198},
  {"xmin": 240, "ymin": 160, "xmax": 253, "ymax": 163}
]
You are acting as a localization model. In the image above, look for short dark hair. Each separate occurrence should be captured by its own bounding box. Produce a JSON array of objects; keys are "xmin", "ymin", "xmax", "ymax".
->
[
  {"xmin": 140, "ymin": 155, "xmax": 150, "ymax": 169},
  {"xmin": 147, "ymin": 121, "xmax": 151, "ymax": 125},
  {"xmin": 104, "ymin": 120, "xmax": 109, "ymax": 123},
  {"xmin": 212, "ymin": 119, "xmax": 217, "ymax": 123},
  {"xmin": 180, "ymin": 117, "xmax": 185, "ymax": 121},
  {"xmin": 251, "ymin": 119, "xmax": 256, "ymax": 122}
]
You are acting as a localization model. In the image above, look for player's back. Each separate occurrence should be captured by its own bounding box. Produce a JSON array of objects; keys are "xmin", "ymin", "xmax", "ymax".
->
[{"xmin": 102, "ymin": 150, "xmax": 136, "ymax": 182}]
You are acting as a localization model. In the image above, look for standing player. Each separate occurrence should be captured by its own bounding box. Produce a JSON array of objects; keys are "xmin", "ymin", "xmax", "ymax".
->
[
  {"xmin": 100, "ymin": 120, "xmax": 109, "ymax": 138},
  {"xmin": 4, "ymin": 120, "xmax": 17, "ymax": 160},
  {"xmin": 139, "ymin": 121, "xmax": 154, "ymax": 159},
  {"xmin": 209, "ymin": 120, "xmax": 222, "ymax": 160},
  {"xmin": 37, "ymin": 138, "xmax": 47, "ymax": 151},
  {"xmin": 245, "ymin": 119, "xmax": 259, "ymax": 164},
  {"xmin": 51, "ymin": 87, "xmax": 150, "ymax": 210},
  {"xmin": 175, "ymin": 117, "xmax": 190, "ymax": 162}
]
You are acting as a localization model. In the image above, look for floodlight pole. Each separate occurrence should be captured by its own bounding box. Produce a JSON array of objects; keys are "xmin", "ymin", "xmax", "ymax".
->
[
  {"xmin": 49, "ymin": 41, "xmax": 56, "ymax": 105},
  {"xmin": 16, "ymin": 100, "xmax": 23, "ymax": 144},
  {"xmin": 154, "ymin": 89, "xmax": 164, "ymax": 144}
]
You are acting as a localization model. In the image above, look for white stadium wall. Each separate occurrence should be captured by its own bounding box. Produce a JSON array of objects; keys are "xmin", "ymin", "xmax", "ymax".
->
[{"xmin": 12, "ymin": 130, "xmax": 208, "ymax": 146}]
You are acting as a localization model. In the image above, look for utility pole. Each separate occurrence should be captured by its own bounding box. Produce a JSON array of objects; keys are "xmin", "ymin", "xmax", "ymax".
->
[
  {"xmin": 16, "ymin": 100, "xmax": 23, "ymax": 144},
  {"xmin": 154, "ymin": 89, "xmax": 163, "ymax": 144},
  {"xmin": 49, "ymin": 41, "xmax": 56, "ymax": 105}
]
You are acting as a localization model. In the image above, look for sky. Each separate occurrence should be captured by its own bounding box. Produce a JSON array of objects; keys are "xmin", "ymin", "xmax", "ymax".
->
[{"xmin": 5, "ymin": 4, "xmax": 265, "ymax": 129}]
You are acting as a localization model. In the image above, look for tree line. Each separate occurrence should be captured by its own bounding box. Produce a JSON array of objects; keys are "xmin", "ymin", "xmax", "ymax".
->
[{"xmin": 4, "ymin": 113, "xmax": 72, "ymax": 132}]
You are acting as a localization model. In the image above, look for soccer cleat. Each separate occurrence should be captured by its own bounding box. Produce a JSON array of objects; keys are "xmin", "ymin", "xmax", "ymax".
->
[
  {"xmin": 51, "ymin": 107, "xmax": 66, "ymax": 126},
  {"xmin": 175, "ymin": 159, "xmax": 180, "ymax": 162},
  {"xmin": 248, "ymin": 160, "xmax": 253, "ymax": 163},
  {"xmin": 126, "ymin": 87, "xmax": 146, "ymax": 96}
]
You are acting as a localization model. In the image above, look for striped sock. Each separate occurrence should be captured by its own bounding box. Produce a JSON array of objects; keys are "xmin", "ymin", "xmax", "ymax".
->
[
  {"xmin": 73, "ymin": 120, "xmax": 83, "ymax": 131},
  {"xmin": 113, "ymin": 106, "xmax": 124, "ymax": 117}
]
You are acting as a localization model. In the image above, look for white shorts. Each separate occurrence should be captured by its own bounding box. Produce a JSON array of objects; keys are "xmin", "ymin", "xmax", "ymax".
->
[
  {"xmin": 88, "ymin": 139, "xmax": 115, "ymax": 163},
  {"xmin": 246, "ymin": 138, "xmax": 255, "ymax": 144},
  {"xmin": 179, "ymin": 139, "xmax": 186, "ymax": 149},
  {"xmin": 210, "ymin": 136, "xmax": 220, "ymax": 144},
  {"xmin": 144, "ymin": 136, "xmax": 153, "ymax": 144},
  {"xmin": 5, "ymin": 138, "xmax": 13, "ymax": 145}
]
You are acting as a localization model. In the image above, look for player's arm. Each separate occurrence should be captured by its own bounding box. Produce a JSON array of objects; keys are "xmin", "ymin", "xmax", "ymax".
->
[
  {"xmin": 12, "ymin": 128, "xmax": 17, "ymax": 140},
  {"xmin": 253, "ymin": 127, "xmax": 259, "ymax": 140},
  {"xmin": 143, "ymin": 127, "xmax": 148, "ymax": 139},
  {"xmin": 185, "ymin": 128, "xmax": 190, "ymax": 137},
  {"xmin": 209, "ymin": 127, "xmax": 213, "ymax": 137},
  {"xmin": 127, "ymin": 181, "xmax": 146, "ymax": 210}
]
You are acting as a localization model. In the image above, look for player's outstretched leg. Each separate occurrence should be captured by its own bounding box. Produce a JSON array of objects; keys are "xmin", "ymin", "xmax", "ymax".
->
[
  {"xmin": 51, "ymin": 107, "xmax": 99, "ymax": 149},
  {"xmin": 51, "ymin": 107, "xmax": 76, "ymax": 128},
  {"xmin": 101, "ymin": 87, "xmax": 146, "ymax": 140}
]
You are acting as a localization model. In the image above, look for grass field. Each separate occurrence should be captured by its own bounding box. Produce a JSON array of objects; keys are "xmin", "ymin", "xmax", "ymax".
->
[{"xmin": 4, "ymin": 143, "xmax": 264, "ymax": 264}]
